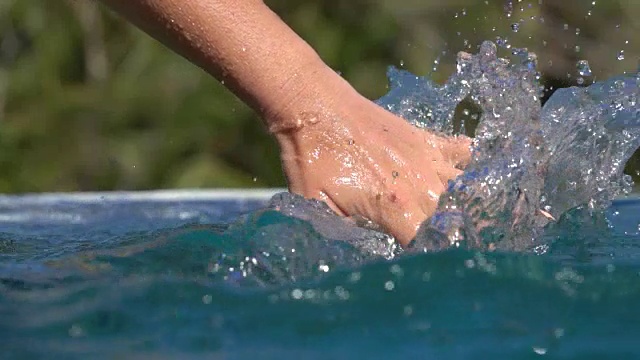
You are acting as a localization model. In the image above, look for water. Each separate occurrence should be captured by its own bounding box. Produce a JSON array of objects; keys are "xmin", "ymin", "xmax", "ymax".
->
[
  {"xmin": 3, "ymin": 43, "xmax": 640, "ymax": 358},
  {"xmin": 2, "ymin": 194, "xmax": 640, "ymax": 358}
]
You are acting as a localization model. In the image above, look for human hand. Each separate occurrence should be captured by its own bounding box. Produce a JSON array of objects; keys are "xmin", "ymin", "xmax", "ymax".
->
[
  {"xmin": 97, "ymin": 0, "xmax": 470, "ymax": 246},
  {"xmin": 272, "ymin": 84, "xmax": 471, "ymax": 247}
]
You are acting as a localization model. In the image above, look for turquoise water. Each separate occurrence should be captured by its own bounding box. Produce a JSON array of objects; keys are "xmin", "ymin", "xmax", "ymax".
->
[
  {"xmin": 4, "ymin": 42, "xmax": 640, "ymax": 358},
  {"xmin": 1, "ymin": 195, "xmax": 640, "ymax": 358}
]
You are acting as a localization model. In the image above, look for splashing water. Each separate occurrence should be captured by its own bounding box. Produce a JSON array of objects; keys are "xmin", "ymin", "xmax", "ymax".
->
[
  {"xmin": 376, "ymin": 41, "xmax": 640, "ymax": 252},
  {"xmin": 262, "ymin": 41, "xmax": 640, "ymax": 255}
]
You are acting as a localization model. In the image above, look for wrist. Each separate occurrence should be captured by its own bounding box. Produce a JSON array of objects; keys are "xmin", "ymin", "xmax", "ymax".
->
[{"xmin": 262, "ymin": 60, "xmax": 358, "ymax": 143}]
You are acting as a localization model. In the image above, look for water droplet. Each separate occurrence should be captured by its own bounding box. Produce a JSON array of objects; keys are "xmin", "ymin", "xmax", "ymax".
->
[
  {"xmin": 504, "ymin": 1, "xmax": 513, "ymax": 18},
  {"xmin": 348, "ymin": 271, "xmax": 362, "ymax": 283},
  {"xmin": 390, "ymin": 264, "xmax": 404, "ymax": 277},
  {"xmin": 69, "ymin": 324, "xmax": 85, "ymax": 338},
  {"xmin": 318, "ymin": 264, "xmax": 330, "ymax": 272},
  {"xmin": 384, "ymin": 280, "xmax": 395, "ymax": 291},
  {"xmin": 291, "ymin": 288, "xmax": 303, "ymax": 299},
  {"xmin": 576, "ymin": 60, "xmax": 592, "ymax": 77},
  {"xmin": 533, "ymin": 347, "xmax": 547, "ymax": 355},
  {"xmin": 511, "ymin": 23, "xmax": 520, "ymax": 32},
  {"xmin": 202, "ymin": 294, "xmax": 212, "ymax": 304},
  {"xmin": 496, "ymin": 36, "xmax": 509, "ymax": 48},
  {"xmin": 617, "ymin": 50, "xmax": 625, "ymax": 61}
]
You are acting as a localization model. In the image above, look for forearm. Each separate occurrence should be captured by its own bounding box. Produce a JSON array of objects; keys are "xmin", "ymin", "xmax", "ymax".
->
[{"xmin": 98, "ymin": 0, "xmax": 348, "ymax": 134}]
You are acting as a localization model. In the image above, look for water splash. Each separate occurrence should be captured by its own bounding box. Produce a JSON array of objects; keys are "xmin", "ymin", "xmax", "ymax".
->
[
  {"xmin": 273, "ymin": 41, "xmax": 640, "ymax": 254},
  {"xmin": 398, "ymin": 41, "xmax": 640, "ymax": 252}
]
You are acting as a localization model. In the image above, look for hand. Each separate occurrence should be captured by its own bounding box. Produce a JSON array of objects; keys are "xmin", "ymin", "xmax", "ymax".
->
[
  {"xmin": 272, "ymin": 85, "xmax": 471, "ymax": 247},
  {"xmin": 98, "ymin": 0, "xmax": 471, "ymax": 246}
]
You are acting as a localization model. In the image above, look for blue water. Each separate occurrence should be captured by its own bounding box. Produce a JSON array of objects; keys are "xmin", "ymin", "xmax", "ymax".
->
[
  {"xmin": 4, "ymin": 42, "xmax": 640, "ymax": 358},
  {"xmin": 1, "ymin": 194, "xmax": 640, "ymax": 359}
]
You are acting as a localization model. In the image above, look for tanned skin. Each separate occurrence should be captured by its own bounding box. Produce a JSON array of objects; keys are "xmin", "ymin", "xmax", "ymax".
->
[{"xmin": 98, "ymin": 0, "xmax": 471, "ymax": 246}]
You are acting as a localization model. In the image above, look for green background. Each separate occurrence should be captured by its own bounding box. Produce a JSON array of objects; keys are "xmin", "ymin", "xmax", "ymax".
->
[{"xmin": 0, "ymin": 0, "xmax": 638, "ymax": 192}]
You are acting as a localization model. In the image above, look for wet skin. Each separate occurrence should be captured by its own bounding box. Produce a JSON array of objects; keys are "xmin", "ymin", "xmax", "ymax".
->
[
  {"xmin": 275, "ymin": 89, "xmax": 471, "ymax": 246},
  {"xmin": 99, "ymin": 0, "xmax": 471, "ymax": 246}
]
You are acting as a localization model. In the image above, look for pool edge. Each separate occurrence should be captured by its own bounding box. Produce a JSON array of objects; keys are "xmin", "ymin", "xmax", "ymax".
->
[{"xmin": 0, "ymin": 189, "xmax": 288, "ymax": 204}]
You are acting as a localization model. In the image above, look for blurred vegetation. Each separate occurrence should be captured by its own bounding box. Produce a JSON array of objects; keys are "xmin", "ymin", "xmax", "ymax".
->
[{"xmin": 0, "ymin": 0, "xmax": 639, "ymax": 193}]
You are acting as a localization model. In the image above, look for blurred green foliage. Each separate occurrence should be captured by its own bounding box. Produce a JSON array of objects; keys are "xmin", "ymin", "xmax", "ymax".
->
[{"xmin": 0, "ymin": 0, "xmax": 639, "ymax": 192}]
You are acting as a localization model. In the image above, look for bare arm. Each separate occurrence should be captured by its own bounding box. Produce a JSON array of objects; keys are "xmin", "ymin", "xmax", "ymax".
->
[
  {"xmin": 98, "ymin": 0, "xmax": 347, "ymax": 137},
  {"xmin": 97, "ymin": 0, "xmax": 471, "ymax": 246}
]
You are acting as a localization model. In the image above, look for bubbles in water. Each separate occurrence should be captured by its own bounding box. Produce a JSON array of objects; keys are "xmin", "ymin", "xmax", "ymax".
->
[
  {"xmin": 511, "ymin": 23, "xmax": 520, "ymax": 32},
  {"xmin": 618, "ymin": 50, "xmax": 625, "ymax": 61}
]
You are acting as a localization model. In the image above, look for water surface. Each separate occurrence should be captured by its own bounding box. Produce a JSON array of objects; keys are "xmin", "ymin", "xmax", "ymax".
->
[{"xmin": 1, "ymin": 193, "xmax": 640, "ymax": 359}]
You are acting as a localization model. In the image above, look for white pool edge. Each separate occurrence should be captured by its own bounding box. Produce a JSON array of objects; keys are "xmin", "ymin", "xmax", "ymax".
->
[{"xmin": 0, "ymin": 188, "xmax": 287, "ymax": 204}]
